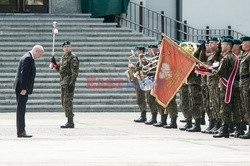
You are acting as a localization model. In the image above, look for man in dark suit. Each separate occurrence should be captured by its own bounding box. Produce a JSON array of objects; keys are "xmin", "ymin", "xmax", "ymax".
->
[{"xmin": 13, "ymin": 45, "xmax": 44, "ymax": 138}]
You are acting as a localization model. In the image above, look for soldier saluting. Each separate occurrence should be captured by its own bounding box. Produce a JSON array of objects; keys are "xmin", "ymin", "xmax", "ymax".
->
[{"xmin": 50, "ymin": 41, "xmax": 79, "ymax": 128}]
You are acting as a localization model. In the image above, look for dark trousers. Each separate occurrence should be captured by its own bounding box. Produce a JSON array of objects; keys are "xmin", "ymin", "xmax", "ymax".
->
[{"xmin": 16, "ymin": 90, "xmax": 28, "ymax": 135}]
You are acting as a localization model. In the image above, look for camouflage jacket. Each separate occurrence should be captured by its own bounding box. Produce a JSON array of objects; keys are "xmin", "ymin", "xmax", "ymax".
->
[
  {"xmin": 56, "ymin": 51, "xmax": 79, "ymax": 86},
  {"xmin": 239, "ymin": 51, "xmax": 250, "ymax": 88}
]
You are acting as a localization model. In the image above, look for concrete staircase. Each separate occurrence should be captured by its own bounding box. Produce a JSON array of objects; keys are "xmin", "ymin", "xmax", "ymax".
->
[{"xmin": 0, "ymin": 13, "xmax": 157, "ymax": 112}]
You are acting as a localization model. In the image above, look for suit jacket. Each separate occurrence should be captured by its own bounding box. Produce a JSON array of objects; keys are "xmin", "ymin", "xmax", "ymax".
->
[{"xmin": 13, "ymin": 52, "xmax": 36, "ymax": 94}]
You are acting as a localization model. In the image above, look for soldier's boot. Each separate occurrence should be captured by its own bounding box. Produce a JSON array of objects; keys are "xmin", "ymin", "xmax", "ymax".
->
[
  {"xmin": 60, "ymin": 117, "xmax": 74, "ymax": 128},
  {"xmin": 213, "ymin": 124, "xmax": 229, "ymax": 138},
  {"xmin": 201, "ymin": 120, "xmax": 214, "ymax": 133},
  {"xmin": 208, "ymin": 121, "xmax": 221, "ymax": 134},
  {"xmin": 211, "ymin": 121, "xmax": 222, "ymax": 134},
  {"xmin": 230, "ymin": 123, "xmax": 244, "ymax": 138},
  {"xmin": 239, "ymin": 125, "xmax": 250, "ymax": 139},
  {"xmin": 134, "ymin": 111, "xmax": 147, "ymax": 123},
  {"xmin": 145, "ymin": 113, "xmax": 157, "ymax": 125},
  {"xmin": 201, "ymin": 112, "xmax": 206, "ymax": 125},
  {"xmin": 163, "ymin": 117, "xmax": 177, "ymax": 129},
  {"xmin": 187, "ymin": 119, "xmax": 201, "ymax": 132},
  {"xmin": 179, "ymin": 120, "xmax": 192, "ymax": 131},
  {"xmin": 179, "ymin": 119, "xmax": 187, "ymax": 123},
  {"xmin": 153, "ymin": 114, "xmax": 167, "ymax": 127},
  {"xmin": 228, "ymin": 122, "xmax": 234, "ymax": 134}
]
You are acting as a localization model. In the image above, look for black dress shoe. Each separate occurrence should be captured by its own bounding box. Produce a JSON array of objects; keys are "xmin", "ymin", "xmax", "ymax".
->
[
  {"xmin": 61, "ymin": 122, "xmax": 75, "ymax": 128},
  {"xmin": 17, "ymin": 131, "xmax": 32, "ymax": 138}
]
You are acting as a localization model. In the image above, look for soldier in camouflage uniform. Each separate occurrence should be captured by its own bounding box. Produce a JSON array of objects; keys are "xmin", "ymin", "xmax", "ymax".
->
[
  {"xmin": 210, "ymin": 38, "xmax": 241, "ymax": 138},
  {"xmin": 239, "ymin": 36, "xmax": 250, "ymax": 139},
  {"xmin": 179, "ymin": 84, "xmax": 192, "ymax": 131},
  {"xmin": 206, "ymin": 36, "xmax": 223, "ymax": 134},
  {"xmin": 144, "ymin": 44, "xmax": 159, "ymax": 125},
  {"xmin": 51, "ymin": 41, "xmax": 79, "ymax": 128},
  {"xmin": 129, "ymin": 46, "xmax": 148, "ymax": 122}
]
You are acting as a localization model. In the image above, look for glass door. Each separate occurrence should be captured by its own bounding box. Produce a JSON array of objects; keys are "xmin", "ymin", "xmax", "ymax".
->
[{"xmin": 0, "ymin": 0, "xmax": 48, "ymax": 13}]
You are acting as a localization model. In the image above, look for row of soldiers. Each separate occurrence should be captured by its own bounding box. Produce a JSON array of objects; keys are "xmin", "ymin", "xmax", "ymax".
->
[{"xmin": 128, "ymin": 35, "xmax": 250, "ymax": 139}]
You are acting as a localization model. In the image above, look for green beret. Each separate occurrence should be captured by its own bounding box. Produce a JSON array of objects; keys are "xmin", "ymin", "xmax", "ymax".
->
[
  {"xmin": 208, "ymin": 36, "xmax": 219, "ymax": 41},
  {"xmin": 62, "ymin": 41, "xmax": 71, "ymax": 47},
  {"xmin": 233, "ymin": 39, "xmax": 242, "ymax": 45},
  {"xmin": 240, "ymin": 36, "xmax": 250, "ymax": 42},
  {"xmin": 181, "ymin": 39, "xmax": 188, "ymax": 42},
  {"xmin": 198, "ymin": 40, "xmax": 206, "ymax": 44},
  {"xmin": 158, "ymin": 40, "xmax": 162, "ymax": 45},
  {"xmin": 222, "ymin": 38, "xmax": 234, "ymax": 44},
  {"xmin": 147, "ymin": 44, "xmax": 158, "ymax": 48},
  {"xmin": 135, "ymin": 45, "xmax": 145, "ymax": 51},
  {"xmin": 225, "ymin": 35, "xmax": 234, "ymax": 40}
]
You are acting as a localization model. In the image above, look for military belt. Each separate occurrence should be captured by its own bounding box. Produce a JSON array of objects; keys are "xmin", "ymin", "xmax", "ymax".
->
[{"xmin": 240, "ymin": 74, "xmax": 249, "ymax": 79}]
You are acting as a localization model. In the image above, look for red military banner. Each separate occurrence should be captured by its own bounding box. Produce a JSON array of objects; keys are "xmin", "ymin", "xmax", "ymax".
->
[{"xmin": 151, "ymin": 37, "xmax": 196, "ymax": 108}]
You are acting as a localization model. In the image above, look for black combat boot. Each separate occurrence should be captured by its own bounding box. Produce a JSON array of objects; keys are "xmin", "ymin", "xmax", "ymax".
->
[
  {"xmin": 163, "ymin": 117, "xmax": 177, "ymax": 129},
  {"xmin": 213, "ymin": 124, "xmax": 229, "ymax": 138},
  {"xmin": 201, "ymin": 119, "xmax": 214, "ymax": 133},
  {"xmin": 230, "ymin": 123, "xmax": 244, "ymax": 138},
  {"xmin": 153, "ymin": 114, "xmax": 167, "ymax": 127},
  {"xmin": 239, "ymin": 125, "xmax": 250, "ymax": 139},
  {"xmin": 179, "ymin": 119, "xmax": 187, "ymax": 123},
  {"xmin": 145, "ymin": 113, "xmax": 157, "ymax": 125},
  {"xmin": 61, "ymin": 117, "xmax": 75, "ymax": 128},
  {"xmin": 201, "ymin": 112, "xmax": 206, "ymax": 125},
  {"xmin": 179, "ymin": 120, "xmax": 192, "ymax": 131},
  {"xmin": 134, "ymin": 111, "xmax": 147, "ymax": 123},
  {"xmin": 211, "ymin": 121, "xmax": 222, "ymax": 134},
  {"xmin": 187, "ymin": 119, "xmax": 201, "ymax": 132}
]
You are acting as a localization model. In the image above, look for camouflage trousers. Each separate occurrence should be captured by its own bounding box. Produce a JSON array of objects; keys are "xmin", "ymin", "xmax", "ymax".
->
[
  {"xmin": 146, "ymin": 90, "xmax": 158, "ymax": 114},
  {"xmin": 180, "ymin": 84, "xmax": 191, "ymax": 120},
  {"xmin": 61, "ymin": 85, "xmax": 75, "ymax": 118},
  {"xmin": 208, "ymin": 83, "xmax": 221, "ymax": 121},
  {"xmin": 240, "ymin": 86, "xmax": 250, "ymax": 123},
  {"xmin": 156, "ymin": 95, "xmax": 177, "ymax": 119},
  {"xmin": 220, "ymin": 85, "xmax": 241, "ymax": 124},
  {"xmin": 201, "ymin": 76, "xmax": 212, "ymax": 120},
  {"xmin": 135, "ymin": 88, "xmax": 146, "ymax": 113},
  {"xmin": 188, "ymin": 84, "xmax": 202, "ymax": 120}
]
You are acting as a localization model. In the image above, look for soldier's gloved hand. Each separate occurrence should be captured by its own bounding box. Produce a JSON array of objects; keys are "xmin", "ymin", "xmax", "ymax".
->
[
  {"xmin": 50, "ymin": 55, "xmax": 57, "ymax": 65},
  {"xmin": 68, "ymin": 83, "xmax": 74, "ymax": 92}
]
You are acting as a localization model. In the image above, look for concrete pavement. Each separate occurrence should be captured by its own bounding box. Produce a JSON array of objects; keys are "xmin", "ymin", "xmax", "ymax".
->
[{"xmin": 1, "ymin": 112, "xmax": 250, "ymax": 166}]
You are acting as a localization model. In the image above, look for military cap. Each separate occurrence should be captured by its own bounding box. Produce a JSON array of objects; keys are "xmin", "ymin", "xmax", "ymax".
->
[
  {"xmin": 147, "ymin": 44, "xmax": 158, "ymax": 48},
  {"xmin": 233, "ymin": 39, "xmax": 242, "ymax": 45},
  {"xmin": 209, "ymin": 36, "xmax": 219, "ymax": 41},
  {"xmin": 240, "ymin": 36, "xmax": 250, "ymax": 42},
  {"xmin": 62, "ymin": 41, "xmax": 71, "ymax": 47},
  {"xmin": 224, "ymin": 35, "xmax": 234, "ymax": 40},
  {"xmin": 198, "ymin": 39, "xmax": 206, "ymax": 44},
  {"xmin": 222, "ymin": 38, "xmax": 234, "ymax": 44},
  {"xmin": 135, "ymin": 45, "xmax": 145, "ymax": 51},
  {"xmin": 181, "ymin": 39, "xmax": 188, "ymax": 42}
]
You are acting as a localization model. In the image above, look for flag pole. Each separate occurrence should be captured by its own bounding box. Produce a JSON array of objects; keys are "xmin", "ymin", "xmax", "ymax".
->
[{"xmin": 155, "ymin": 29, "xmax": 208, "ymax": 69}]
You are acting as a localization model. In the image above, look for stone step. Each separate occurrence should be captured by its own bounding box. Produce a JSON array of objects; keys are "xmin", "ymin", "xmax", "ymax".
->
[
  {"xmin": 1, "ymin": 37, "xmax": 155, "ymax": 42},
  {"xmin": 0, "ymin": 47, "xmax": 136, "ymax": 53},
  {"xmin": 0, "ymin": 41, "xmax": 154, "ymax": 47},
  {"xmin": 0, "ymin": 32, "xmax": 143, "ymax": 38},
  {"xmin": 0, "ymin": 98, "xmax": 136, "ymax": 105},
  {"xmin": 0, "ymin": 18, "xmax": 103, "ymax": 22},
  {"xmin": 0, "ymin": 13, "xmax": 92, "ymax": 18},
  {"xmin": 0, "ymin": 27, "xmax": 132, "ymax": 33},
  {"xmin": 1, "ymin": 88, "xmax": 135, "ymax": 94},
  {"xmin": 1, "ymin": 93, "xmax": 136, "ymax": 100},
  {"xmin": 0, "ymin": 22, "xmax": 117, "ymax": 26},
  {"xmin": 0, "ymin": 67, "xmax": 128, "ymax": 73},
  {"xmin": 0, "ymin": 104, "xmax": 138, "ymax": 112}
]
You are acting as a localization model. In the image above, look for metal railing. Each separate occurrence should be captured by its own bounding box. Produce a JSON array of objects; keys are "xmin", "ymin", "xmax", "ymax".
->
[{"xmin": 116, "ymin": 1, "xmax": 245, "ymax": 43}]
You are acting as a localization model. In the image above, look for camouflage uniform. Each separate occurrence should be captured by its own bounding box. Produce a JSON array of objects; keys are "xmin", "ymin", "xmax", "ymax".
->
[
  {"xmin": 56, "ymin": 51, "xmax": 79, "ymax": 118},
  {"xmin": 180, "ymin": 84, "xmax": 191, "ymax": 121},
  {"xmin": 239, "ymin": 51, "xmax": 250, "ymax": 123},
  {"xmin": 207, "ymin": 49, "xmax": 222, "ymax": 124}
]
